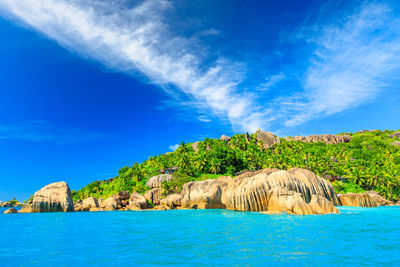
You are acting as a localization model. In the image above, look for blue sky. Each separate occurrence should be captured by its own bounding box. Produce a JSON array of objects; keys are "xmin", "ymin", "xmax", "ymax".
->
[{"xmin": 0, "ymin": 0, "xmax": 400, "ymax": 200}]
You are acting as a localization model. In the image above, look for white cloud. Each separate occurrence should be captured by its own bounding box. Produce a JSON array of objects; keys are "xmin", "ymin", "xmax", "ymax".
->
[
  {"xmin": 282, "ymin": 2, "xmax": 400, "ymax": 126},
  {"xmin": 0, "ymin": 0, "xmax": 266, "ymax": 132},
  {"xmin": 169, "ymin": 144, "xmax": 180, "ymax": 151}
]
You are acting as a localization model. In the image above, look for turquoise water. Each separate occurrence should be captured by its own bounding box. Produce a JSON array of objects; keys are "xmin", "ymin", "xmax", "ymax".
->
[{"xmin": 1, "ymin": 206, "xmax": 400, "ymax": 266}]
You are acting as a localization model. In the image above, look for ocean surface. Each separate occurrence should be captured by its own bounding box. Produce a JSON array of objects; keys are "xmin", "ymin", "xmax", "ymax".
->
[{"xmin": 1, "ymin": 206, "xmax": 399, "ymax": 266}]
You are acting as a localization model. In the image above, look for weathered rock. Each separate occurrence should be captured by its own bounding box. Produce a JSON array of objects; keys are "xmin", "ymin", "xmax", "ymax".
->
[
  {"xmin": 389, "ymin": 131, "xmax": 400, "ymax": 138},
  {"xmin": 285, "ymin": 134, "xmax": 352, "ymax": 144},
  {"xmin": 180, "ymin": 179, "xmax": 227, "ymax": 209},
  {"xmin": 192, "ymin": 142, "xmax": 199, "ymax": 153},
  {"xmin": 366, "ymin": 191, "xmax": 393, "ymax": 206},
  {"xmin": 99, "ymin": 197, "xmax": 117, "ymax": 211},
  {"xmin": 146, "ymin": 174, "xmax": 172, "ymax": 188},
  {"xmin": 144, "ymin": 188, "xmax": 161, "ymax": 205},
  {"xmin": 160, "ymin": 193, "xmax": 182, "ymax": 208},
  {"xmin": 113, "ymin": 191, "xmax": 130, "ymax": 202},
  {"xmin": 338, "ymin": 192, "xmax": 392, "ymax": 207},
  {"xmin": 153, "ymin": 205, "xmax": 171, "ymax": 210},
  {"xmin": 256, "ymin": 130, "xmax": 281, "ymax": 149},
  {"xmin": 235, "ymin": 168, "xmax": 279, "ymax": 179},
  {"xmin": 3, "ymin": 208, "xmax": 18, "ymax": 214},
  {"xmin": 19, "ymin": 205, "xmax": 33, "ymax": 213},
  {"xmin": 217, "ymin": 176, "xmax": 234, "ymax": 184},
  {"xmin": 75, "ymin": 197, "xmax": 99, "ymax": 211},
  {"xmin": 129, "ymin": 192, "xmax": 147, "ymax": 209},
  {"xmin": 338, "ymin": 193, "xmax": 377, "ymax": 207},
  {"xmin": 220, "ymin": 135, "xmax": 231, "ymax": 142},
  {"xmin": 224, "ymin": 168, "xmax": 339, "ymax": 214},
  {"xmin": 32, "ymin": 182, "xmax": 74, "ymax": 212}
]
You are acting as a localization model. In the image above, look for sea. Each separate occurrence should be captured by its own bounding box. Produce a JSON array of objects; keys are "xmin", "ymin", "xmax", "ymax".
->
[{"xmin": 1, "ymin": 206, "xmax": 399, "ymax": 266}]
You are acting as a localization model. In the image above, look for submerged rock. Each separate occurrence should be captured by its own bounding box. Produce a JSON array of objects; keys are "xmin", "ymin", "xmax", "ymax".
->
[
  {"xmin": 32, "ymin": 182, "xmax": 74, "ymax": 212},
  {"xmin": 3, "ymin": 208, "xmax": 18, "ymax": 214},
  {"xmin": 146, "ymin": 174, "xmax": 172, "ymax": 188}
]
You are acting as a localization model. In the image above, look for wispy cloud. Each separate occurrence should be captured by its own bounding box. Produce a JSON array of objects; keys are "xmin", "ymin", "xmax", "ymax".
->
[
  {"xmin": 1, "ymin": 1, "xmax": 399, "ymax": 133},
  {"xmin": 169, "ymin": 144, "xmax": 179, "ymax": 151},
  {"xmin": 0, "ymin": 0, "xmax": 267, "ymax": 132},
  {"xmin": 0, "ymin": 121, "xmax": 111, "ymax": 144},
  {"xmin": 280, "ymin": 2, "xmax": 400, "ymax": 126}
]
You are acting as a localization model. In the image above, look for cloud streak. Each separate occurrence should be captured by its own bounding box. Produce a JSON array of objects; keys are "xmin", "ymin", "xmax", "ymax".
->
[
  {"xmin": 0, "ymin": 0, "xmax": 265, "ymax": 132},
  {"xmin": 281, "ymin": 2, "xmax": 400, "ymax": 126}
]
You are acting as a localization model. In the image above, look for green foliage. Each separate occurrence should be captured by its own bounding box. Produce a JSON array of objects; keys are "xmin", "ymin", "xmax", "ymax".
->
[
  {"xmin": 332, "ymin": 181, "xmax": 366, "ymax": 194},
  {"xmin": 73, "ymin": 129, "xmax": 400, "ymax": 201}
]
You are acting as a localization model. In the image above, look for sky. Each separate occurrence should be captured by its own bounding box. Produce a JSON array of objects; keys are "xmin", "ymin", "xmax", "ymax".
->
[{"xmin": 0, "ymin": 0, "xmax": 400, "ymax": 200}]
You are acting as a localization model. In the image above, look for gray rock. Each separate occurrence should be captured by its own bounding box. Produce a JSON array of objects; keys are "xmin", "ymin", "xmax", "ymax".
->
[
  {"xmin": 32, "ymin": 181, "xmax": 74, "ymax": 212},
  {"xmin": 146, "ymin": 174, "xmax": 172, "ymax": 188}
]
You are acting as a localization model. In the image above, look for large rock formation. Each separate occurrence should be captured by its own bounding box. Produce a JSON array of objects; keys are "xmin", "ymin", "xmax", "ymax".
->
[
  {"xmin": 160, "ymin": 193, "xmax": 182, "ymax": 208},
  {"xmin": 144, "ymin": 188, "xmax": 161, "ymax": 205},
  {"xmin": 256, "ymin": 130, "xmax": 280, "ymax": 149},
  {"xmin": 99, "ymin": 197, "xmax": 117, "ymax": 211},
  {"xmin": 75, "ymin": 197, "xmax": 99, "ymax": 211},
  {"xmin": 19, "ymin": 205, "xmax": 33, "ymax": 213},
  {"xmin": 224, "ymin": 168, "xmax": 339, "ymax": 214},
  {"xmin": 180, "ymin": 179, "xmax": 227, "ymax": 209},
  {"xmin": 128, "ymin": 192, "xmax": 147, "ymax": 209},
  {"xmin": 285, "ymin": 134, "xmax": 352, "ymax": 144},
  {"xmin": 3, "ymin": 208, "xmax": 18, "ymax": 214},
  {"xmin": 32, "ymin": 182, "xmax": 74, "ymax": 212},
  {"xmin": 146, "ymin": 174, "xmax": 172, "ymax": 188},
  {"xmin": 338, "ymin": 191, "xmax": 393, "ymax": 207}
]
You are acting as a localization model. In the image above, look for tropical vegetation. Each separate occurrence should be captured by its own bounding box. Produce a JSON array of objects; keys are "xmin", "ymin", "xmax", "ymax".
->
[{"xmin": 72, "ymin": 129, "xmax": 400, "ymax": 201}]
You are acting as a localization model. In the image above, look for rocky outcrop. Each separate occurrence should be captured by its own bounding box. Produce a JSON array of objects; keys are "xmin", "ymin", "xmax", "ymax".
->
[
  {"xmin": 192, "ymin": 142, "xmax": 199, "ymax": 153},
  {"xmin": 3, "ymin": 208, "xmax": 18, "ymax": 214},
  {"xmin": 99, "ymin": 197, "xmax": 117, "ymax": 211},
  {"xmin": 256, "ymin": 130, "xmax": 281, "ymax": 149},
  {"xmin": 389, "ymin": 131, "xmax": 400, "ymax": 138},
  {"xmin": 160, "ymin": 193, "xmax": 182, "ymax": 208},
  {"xmin": 19, "ymin": 205, "xmax": 33, "ymax": 213},
  {"xmin": 75, "ymin": 197, "xmax": 99, "ymax": 211},
  {"xmin": 180, "ymin": 179, "xmax": 227, "ymax": 209},
  {"xmin": 338, "ymin": 191, "xmax": 393, "ymax": 207},
  {"xmin": 146, "ymin": 174, "xmax": 172, "ymax": 188},
  {"xmin": 128, "ymin": 192, "xmax": 147, "ymax": 209},
  {"xmin": 285, "ymin": 134, "xmax": 352, "ymax": 144},
  {"xmin": 224, "ymin": 168, "xmax": 339, "ymax": 215},
  {"xmin": 144, "ymin": 188, "xmax": 161, "ymax": 205},
  {"xmin": 220, "ymin": 135, "xmax": 231, "ymax": 142},
  {"xmin": 32, "ymin": 182, "xmax": 74, "ymax": 212}
]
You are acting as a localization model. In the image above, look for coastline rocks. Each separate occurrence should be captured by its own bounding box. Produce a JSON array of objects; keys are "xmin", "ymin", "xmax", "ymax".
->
[
  {"xmin": 144, "ymin": 188, "xmax": 161, "ymax": 205},
  {"xmin": 224, "ymin": 168, "xmax": 339, "ymax": 214},
  {"xmin": 146, "ymin": 174, "xmax": 172, "ymax": 188},
  {"xmin": 32, "ymin": 182, "xmax": 74, "ymax": 212},
  {"xmin": 19, "ymin": 205, "xmax": 33, "ymax": 213},
  {"xmin": 255, "ymin": 130, "xmax": 280, "ymax": 149},
  {"xmin": 160, "ymin": 193, "xmax": 182, "ymax": 208},
  {"xmin": 128, "ymin": 192, "xmax": 147, "ymax": 209},
  {"xmin": 4, "ymin": 208, "xmax": 18, "ymax": 214},
  {"xmin": 338, "ymin": 192, "xmax": 392, "ymax": 207},
  {"xmin": 180, "ymin": 179, "xmax": 227, "ymax": 209},
  {"xmin": 99, "ymin": 197, "xmax": 118, "ymax": 211},
  {"xmin": 75, "ymin": 197, "xmax": 99, "ymax": 211},
  {"xmin": 285, "ymin": 134, "xmax": 352, "ymax": 144},
  {"xmin": 153, "ymin": 205, "xmax": 171, "ymax": 210}
]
